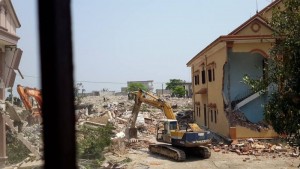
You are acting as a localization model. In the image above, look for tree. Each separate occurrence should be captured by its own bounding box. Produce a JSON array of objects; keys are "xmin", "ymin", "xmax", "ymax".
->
[
  {"xmin": 243, "ymin": 0, "xmax": 300, "ymax": 140},
  {"xmin": 166, "ymin": 79, "xmax": 186, "ymax": 97},
  {"xmin": 172, "ymin": 86, "xmax": 186, "ymax": 98},
  {"xmin": 127, "ymin": 82, "xmax": 148, "ymax": 92},
  {"xmin": 77, "ymin": 123, "xmax": 114, "ymax": 168}
]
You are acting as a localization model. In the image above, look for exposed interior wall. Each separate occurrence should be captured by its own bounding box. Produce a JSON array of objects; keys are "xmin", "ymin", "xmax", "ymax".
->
[
  {"xmin": 226, "ymin": 52, "xmax": 264, "ymax": 100},
  {"xmin": 240, "ymin": 95, "xmax": 267, "ymax": 123},
  {"xmin": 224, "ymin": 51, "xmax": 266, "ymax": 122}
]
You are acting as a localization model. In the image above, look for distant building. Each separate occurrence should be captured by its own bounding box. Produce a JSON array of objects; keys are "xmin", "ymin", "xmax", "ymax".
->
[
  {"xmin": 156, "ymin": 89, "xmax": 171, "ymax": 97},
  {"xmin": 182, "ymin": 82, "xmax": 192, "ymax": 98},
  {"xmin": 127, "ymin": 80, "xmax": 154, "ymax": 91},
  {"xmin": 121, "ymin": 87, "xmax": 127, "ymax": 93},
  {"xmin": 91, "ymin": 91, "xmax": 100, "ymax": 96},
  {"xmin": 78, "ymin": 90, "xmax": 116, "ymax": 97}
]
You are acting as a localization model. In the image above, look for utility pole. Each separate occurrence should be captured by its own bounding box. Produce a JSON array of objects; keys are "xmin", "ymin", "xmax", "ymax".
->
[{"xmin": 162, "ymin": 83, "xmax": 163, "ymax": 96}]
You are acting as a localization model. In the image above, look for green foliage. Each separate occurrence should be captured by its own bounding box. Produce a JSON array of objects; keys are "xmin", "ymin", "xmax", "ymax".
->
[
  {"xmin": 166, "ymin": 79, "xmax": 184, "ymax": 91},
  {"xmin": 166, "ymin": 79, "xmax": 186, "ymax": 97},
  {"xmin": 242, "ymin": 75, "xmax": 268, "ymax": 94},
  {"xmin": 7, "ymin": 131, "xmax": 31, "ymax": 164},
  {"xmin": 127, "ymin": 83, "xmax": 148, "ymax": 92},
  {"xmin": 77, "ymin": 123, "xmax": 114, "ymax": 160},
  {"xmin": 172, "ymin": 86, "xmax": 186, "ymax": 98},
  {"xmin": 264, "ymin": 92, "xmax": 300, "ymax": 137},
  {"xmin": 6, "ymin": 87, "xmax": 14, "ymax": 104},
  {"xmin": 266, "ymin": 0, "xmax": 300, "ymax": 139},
  {"xmin": 243, "ymin": 0, "xmax": 300, "ymax": 139},
  {"xmin": 7, "ymin": 88, "xmax": 12, "ymax": 93}
]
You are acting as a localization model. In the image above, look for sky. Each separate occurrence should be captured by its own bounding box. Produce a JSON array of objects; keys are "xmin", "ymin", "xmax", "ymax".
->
[{"xmin": 11, "ymin": 0, "xmax": 273, "ymax": 94}]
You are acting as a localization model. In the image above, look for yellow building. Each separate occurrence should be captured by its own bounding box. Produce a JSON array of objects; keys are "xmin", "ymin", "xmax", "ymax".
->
[{"xmin": 187, "ymin": 0, "xmax": 283, "ymax": 139}]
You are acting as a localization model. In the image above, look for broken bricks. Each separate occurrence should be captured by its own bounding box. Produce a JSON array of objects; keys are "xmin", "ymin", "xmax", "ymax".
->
[{"xmin": 214, "ymin": 138, "xmax": 299, "ymax": 159}]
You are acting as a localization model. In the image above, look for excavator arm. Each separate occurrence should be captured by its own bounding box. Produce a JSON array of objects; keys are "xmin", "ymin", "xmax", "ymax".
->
[
  {"xmin": 127, "ymin": 89, "xmax": 177, "ymax": 138},
  {"xmin": 127, "ymin": 89, "xmax": 203, "ymax": 139},
  {"xmin": 17, "ymin": 84, "xmax": 33, "ymax": 110},
  {"xmin": 128, "ymin": 89, "xmax": 175, "ymax": 126},
  {"xmin": 17, "ymin": 84, "xmax": 42, "ymax": 119},
  {"xmin": 24, "ymin": 87, "xmax": 42, "ymax": 109},
  {"xmin": 140, "ymin": 90, "xmax": 174, "ymax": 119}
]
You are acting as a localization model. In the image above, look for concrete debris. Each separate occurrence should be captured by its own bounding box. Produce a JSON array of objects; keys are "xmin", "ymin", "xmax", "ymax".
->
[
  {"xmin": 115, "ymin": 132, "xmax": 126, "ymax": 139},
  {"xmin": 4, "ymin": 93, "xmax": 299, "ymax": 168},
  {"xmin": 228, "ymin": 110, "xmax": 270, "ymax": 132},
  {"xmin": 211, "ymin": 138, "xmax": 299, "ymax": 158}
]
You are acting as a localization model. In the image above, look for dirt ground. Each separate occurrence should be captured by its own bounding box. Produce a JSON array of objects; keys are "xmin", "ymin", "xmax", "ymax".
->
[
  {"xmin": 103, "ymin": 134, "xmax": 300, "ymax": 169},
  {"xmin": 110, "ymin": 148, "xmax": 299, "ymax": 169}
]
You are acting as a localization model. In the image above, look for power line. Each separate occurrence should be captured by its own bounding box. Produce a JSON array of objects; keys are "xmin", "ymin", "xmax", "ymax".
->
[
  {"xmin": 76, "ymin": 80, "xmax": 126, "ymax": 84},
  {"xmin": 21, "ymin": 74, "xmax": 170, "ymax": 85},
  {"xmin": 22, "ymin": 74, "xmax": 40, "ymax": 78}
]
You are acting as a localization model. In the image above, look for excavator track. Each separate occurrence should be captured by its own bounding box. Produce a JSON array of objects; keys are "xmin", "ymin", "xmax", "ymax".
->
[
  {"xmin": 195, "ymin": 146, "xmax": 211, "ymax": 159},
  {"xmin": 149, "ymin": 144, "xmax": 186, "ymax": 161},
  {"xmin": 176, "ymin": 146, "xmax": 211, "ymax": 159}
]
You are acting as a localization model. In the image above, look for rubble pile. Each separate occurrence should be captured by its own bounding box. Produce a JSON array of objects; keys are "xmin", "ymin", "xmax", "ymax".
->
[
  {"xmin": 212, "ymin": 138, "xmax": 300, "ymax": 158},
  {"xmin": 228, "ymin": 110, "xmax": 270, "ymax": 132},
  {"xmin": 6, "ymin": 93, "xmax": 298, "ymax": 168},
  {"xmin": 75, "ymin": 94, "xmax": 194, "ymax": 157},
  {"xmin": 22, "ymin": 124, "xmax": 43, "ymax": 150},
  {"xmin": 4, "ymin": 93, "xmax": 193, "ymax": 157}
]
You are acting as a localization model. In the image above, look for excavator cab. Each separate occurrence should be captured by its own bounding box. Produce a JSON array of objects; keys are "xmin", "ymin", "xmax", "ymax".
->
[{"xmin": 156, "ymin": 119, "xmax": 178, "ymax": 143}]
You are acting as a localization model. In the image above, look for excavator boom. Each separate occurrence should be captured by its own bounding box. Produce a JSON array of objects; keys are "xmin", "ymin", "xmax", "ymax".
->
[
  {"xmin": 130, "ymin": 90, "xmax": 176, "ymax": 120},
  {"xmin": 17, "ymin": 84, "xmax": 42, "ymax": 123},
  {"xmin": 17, "ymin": 85, "xmax": 33, "ymax": 110},
  {"xmin": 24, "ymin": 87, "xmax": 42, "ymax": 108}
]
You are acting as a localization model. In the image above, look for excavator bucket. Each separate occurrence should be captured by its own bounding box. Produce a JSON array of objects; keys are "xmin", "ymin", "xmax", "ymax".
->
[{"xmin": 125, "ymin": 127, "xmax": 137, "ymax": 139}]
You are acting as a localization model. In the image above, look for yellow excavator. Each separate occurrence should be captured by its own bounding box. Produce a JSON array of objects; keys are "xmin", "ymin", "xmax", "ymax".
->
[{"xmin": 126, "ymin": 89, "xmax": 211, "ymax": 161}]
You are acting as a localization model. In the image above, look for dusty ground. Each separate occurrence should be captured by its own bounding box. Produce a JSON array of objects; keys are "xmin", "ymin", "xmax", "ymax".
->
[
  {"xmin": 104, "ymin": 134, "xmax": 300, "ymax": 169},
  {"xmin": 105, "ymin": 147, "xmax": 300, "ymax": 169}
]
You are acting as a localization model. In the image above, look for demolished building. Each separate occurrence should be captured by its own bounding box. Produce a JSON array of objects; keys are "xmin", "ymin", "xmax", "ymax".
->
[
  {"xmin": 0, "ymin": 0, "xmax": 23, "ymax": 167},
  {"xmin": 186, "ymin": 0, "xmax": 283, "ymax": 139}
]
